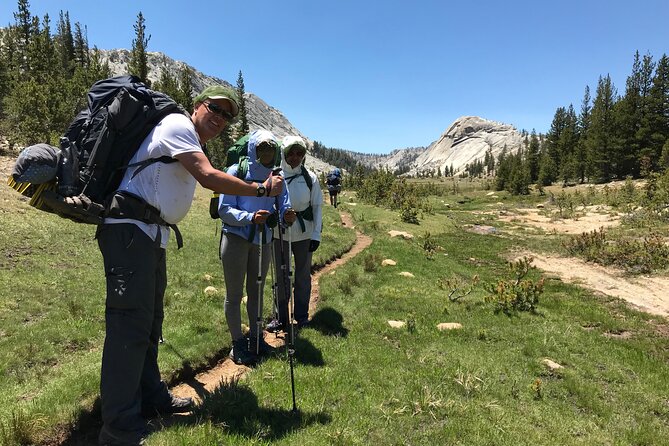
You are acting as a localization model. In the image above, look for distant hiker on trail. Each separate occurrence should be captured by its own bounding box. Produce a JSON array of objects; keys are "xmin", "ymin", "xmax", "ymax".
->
[
  {"xmin": 217, "ymin": 129, "xmax": 296, "ymax": 366},
  {"xmin": 267, "ymin": 135, "xmax": 323, "ymax": 333},
  {"xmin": 326, "ymin": 167, "xmax": 342, "ymax": 207},
  {"xmin": 95, "ymin": 86, "xmax": 284, "ymax": 446}
]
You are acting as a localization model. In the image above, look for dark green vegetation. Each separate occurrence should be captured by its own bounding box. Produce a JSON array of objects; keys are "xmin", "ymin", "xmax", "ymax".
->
[
  {"xmin": 0, "ymin": 2, "xmax": 246, "ymax": 172},
  {"xmin": 2, "ymin": 172, "xmax": 669, "ymax": 445}
]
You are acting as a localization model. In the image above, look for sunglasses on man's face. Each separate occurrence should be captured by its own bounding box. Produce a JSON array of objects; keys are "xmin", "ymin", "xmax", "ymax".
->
[{"xmin": 203, "ymin": 101, "xmax": 234, "ymax": 121}]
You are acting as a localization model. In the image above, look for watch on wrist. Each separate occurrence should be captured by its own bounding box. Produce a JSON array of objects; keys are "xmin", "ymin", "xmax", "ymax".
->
[{"xmin": 256, "ymin": 183, "xmax": 266, "ymax": 197}]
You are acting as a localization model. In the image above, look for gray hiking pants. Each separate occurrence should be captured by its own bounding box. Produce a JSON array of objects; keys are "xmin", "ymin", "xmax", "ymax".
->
[
  {"xmin": 220, "ymin": 232, "xmax": 271, "ymax": 341},
  {"xmin": 97, "ymin": 223, "xmax": 172, "ymax": 440},
  {"xmin": 273, "ymin": 238, "xmax": 312, "ymax": 325}
]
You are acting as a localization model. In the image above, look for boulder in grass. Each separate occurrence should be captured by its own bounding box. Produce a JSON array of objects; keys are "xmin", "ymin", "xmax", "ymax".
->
[
  {"xmin": 542, "ymin": 358, "xmax": 564, "ymax": 371},
  {"xmin": 388, "ymin": 230, "xmax": 414, "ymax": 239},
  {"xmin": 382, "ymin": 259, "xmax": 397, "ymax": 266},
  {"xmin": 399, "ymin": 271, "xmax": 415, "ymax": 278},
  {"xmin": 388, "ymin": 320, "xmax": 406, "ymax": 328},
  {"xmin": 437, "ymin": 322, "xmax": 463, "ymax": 331},
  {"xmin": 203, "ymin": 274, "xmax": 213, "ymax": 282},
  {"xmin": 204, "ymin": 286, "xmax": 218, "ymax": 296}
]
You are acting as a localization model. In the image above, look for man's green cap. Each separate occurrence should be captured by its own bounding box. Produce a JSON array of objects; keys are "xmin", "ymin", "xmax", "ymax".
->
[{"xmin": 193, "ymin": 85, "xmax": 239, "ymax": 117}]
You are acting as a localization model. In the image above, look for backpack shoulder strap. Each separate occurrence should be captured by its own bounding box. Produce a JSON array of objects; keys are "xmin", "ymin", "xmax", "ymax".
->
[
  {"xmin": 301, "ymin": 165, "xmax": 313, "ymax": 190},
  {"xmin": 236, "ymin": 158, "xmax": 249, "ymax": 180},
  {"xmin": 285, "ymin": 166, "xmax": 313, "ymax": 190},
  {"xmin": 128, "ymin": 156, "xmax": 178, "ymax": 179}
]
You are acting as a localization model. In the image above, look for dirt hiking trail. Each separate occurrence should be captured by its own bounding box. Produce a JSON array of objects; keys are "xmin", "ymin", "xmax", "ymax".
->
[{"xmin": 169, "ymin": 212, "xmax": 371, "ymax": 404}]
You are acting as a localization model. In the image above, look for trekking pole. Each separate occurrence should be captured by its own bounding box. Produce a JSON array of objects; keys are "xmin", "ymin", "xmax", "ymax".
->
[
  {"xmin": 255, "ymin": 223, "xmax": 264, "ymax": 356},
  {"xmin": 276, "ymin": 197, "xmax": 298, "ymax": 413},
  {"xmin": 269, "ymin": 238, "xmax": 280, "ymax": 338},
  {"xmin": 287, "ymin": 226, "xmax": 296, "ymax": 346}
]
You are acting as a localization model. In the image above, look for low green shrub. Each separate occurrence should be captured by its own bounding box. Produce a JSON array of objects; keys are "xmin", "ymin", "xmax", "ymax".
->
[{"xmin": 484, "ymin": 257, "xmax": 543, "ymax": 314}]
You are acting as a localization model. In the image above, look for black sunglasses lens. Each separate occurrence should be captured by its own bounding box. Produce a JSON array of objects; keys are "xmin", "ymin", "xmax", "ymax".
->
[{"xmin": 206, "ymin": 102, "xmax": 233, "ymax": 119}]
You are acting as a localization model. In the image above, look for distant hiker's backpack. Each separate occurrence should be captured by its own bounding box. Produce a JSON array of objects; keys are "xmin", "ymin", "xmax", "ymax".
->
[
  {"xmin": 326, "ymin": 168, "xmax": 342, "ymax": 192},
  {"xmin": 8, "ymin": 75, "xmax": 187, "ymax": 226}
]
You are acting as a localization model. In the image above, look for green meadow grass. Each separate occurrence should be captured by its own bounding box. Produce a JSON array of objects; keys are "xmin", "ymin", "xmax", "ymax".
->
[
  {"xmin": 1, "ymin": 183, "xmax": 669, "ymax": 445},
  {"xmin": 0, "ymin": 185, "xmax": 353, "ymax": 445}
]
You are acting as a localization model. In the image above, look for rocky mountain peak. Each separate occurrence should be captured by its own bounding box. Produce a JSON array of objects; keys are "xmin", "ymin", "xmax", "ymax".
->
[
  {"xmin": 98, "ymin": 49, "xmax": 335, "ymax": 175},
  {"xmin": 410, "ymin": 116, "xmax": 524, "ymax": 175}
]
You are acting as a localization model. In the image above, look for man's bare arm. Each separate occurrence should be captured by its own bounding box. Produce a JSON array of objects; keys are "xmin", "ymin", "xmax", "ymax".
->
[{"xmin": 175, "ymin": 151, "xmax": 283, "ymax": 196}]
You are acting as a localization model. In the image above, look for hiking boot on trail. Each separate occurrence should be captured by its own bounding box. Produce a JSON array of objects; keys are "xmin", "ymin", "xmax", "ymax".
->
[
  {"xmin": 248, "ymin": 334, "xmax": 277, "ymax": 356},
  {"xmin": 229, "ymin": 338, "xmax": 257, "ymax": 366},
  {"xmin": 142, "ymin": 393, "xmax": 194, "ymax": 417},
  {"xmin": 266, "ymin": 318, "xmax": 286, "ymax": 333}
]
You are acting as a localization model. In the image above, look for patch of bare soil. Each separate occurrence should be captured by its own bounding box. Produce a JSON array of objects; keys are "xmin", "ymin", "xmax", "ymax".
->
[
  {"xmin": 515, "ymin": 251, "xmax": 669, "ymax": 318},
  {"xmin": 0, "ymin": 154, "xmax": 15, "ymax": 178},
  {"xmin": 497, "ymin": 205, "xmax": 621, "ymax": 234},
  {"xmin": 500, "ymin": 206, "xmax": 669, "ymax": 318}
]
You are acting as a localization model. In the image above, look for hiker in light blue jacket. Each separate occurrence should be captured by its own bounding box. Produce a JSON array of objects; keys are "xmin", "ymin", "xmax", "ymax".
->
[{"xmin": 218, "ymin": 129, "xmax": 296, "ymax": 365}]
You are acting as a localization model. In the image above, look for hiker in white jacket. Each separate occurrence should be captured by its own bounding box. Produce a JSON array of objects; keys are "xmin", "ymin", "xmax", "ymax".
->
[{"xmin": 268, "ymin": 135, "xmax": 323, "ymax": 332}]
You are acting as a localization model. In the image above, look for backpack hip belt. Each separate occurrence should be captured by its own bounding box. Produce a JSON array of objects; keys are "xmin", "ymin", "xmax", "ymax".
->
[
  {"xmin": 295, "ymin": 205, "xmax": 313, "ymax": 233},
  {"xmin": 105, "ymin": 191, "xmax": 183, "ymax": 249}
]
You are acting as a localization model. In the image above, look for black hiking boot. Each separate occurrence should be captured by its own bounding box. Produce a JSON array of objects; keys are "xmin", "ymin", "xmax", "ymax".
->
[
  {"xmin": 229, "ymin": 338, "xmax": 257, "ymax": 366},
  {"xmin": 266, "ymin": 318, "xmax": 286, "ymax": 333},
  {"xmin": 142, "ymin": 393, "xmax": 194, "ymax": 417},
  {"xmin": 248, "ymin": 334, "xmax": 277, "ymax": 356}
]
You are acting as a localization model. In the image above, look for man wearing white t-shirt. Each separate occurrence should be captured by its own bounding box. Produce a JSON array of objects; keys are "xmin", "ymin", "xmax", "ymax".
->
[{"xmin": 95, "ymin": 85, "xmax": 284, "ymax": 446}]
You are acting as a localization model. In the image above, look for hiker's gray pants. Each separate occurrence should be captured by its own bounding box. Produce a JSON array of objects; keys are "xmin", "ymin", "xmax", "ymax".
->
[
  {"xmin": 220, "ymin": 232, "xmax": 270, "ymax": 341},
  {"xmin": 273, "ymin": 238, "xmax": 312, "ymax": 325},
  {"xmin": 97, "ymin": 223, "xmax": 171, "ymax": 437}
]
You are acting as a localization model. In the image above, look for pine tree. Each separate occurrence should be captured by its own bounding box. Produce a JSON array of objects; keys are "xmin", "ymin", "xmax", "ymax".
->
[
  {"xmin": 85, "ymin": 46, "xmax": 111, "ymax": 83},
  {"xmin": 55, "ymin": 11, "xmax": 74, "ymax": 75},
  {"xmin": 646, "ymin": 54, "xmax": 669, "ymax": 168},
  {"xmin": 176, "ymin": 64, "xmax": 194, "ymax": 110},
  {"xmin": 558, "ymin": 105, "xmax": 579, "ymax": 185},
  {"xmin": 127, "ymin": 11, "xmax": 151, "ymax": 85},
  {"xmin": 636, "ymin": 53, "xmax": 657, "ymax": 168},
  {"xmin": 523, "ymin": 130, "xmax": 538, "ymax": 182},
  {"xmin": 0, "ymin": 29, "xmax": 11, "ymax": 106},
  {"xmin": 615, "ymin": 51, "xmax": 647, "ymax": 177},
  {"xmin": 508, "ymin": 152, "xmax": 531, "ymax": 195},
  {"xmin": 494, "ymin": 147, "xmax": 510, "ymax": 191},
  {"xmin": 544, "ymin": 106, "xmax": 566, "ymax": 171},
  {"xmin": 576, "ymin": 86, "xmax": 592, "ymax": 183},
  {"xmin": 236, "ymin": 70, "xmax": 249, "ymax": 134},
  {"xmin": 153, "ymin": 55, "xmax": 179, "ymax": 100},
  {"xmin": 587, "ymin": 75, "xmax": 619, "ymax": 182},
  {"xmin": 13, "ymin": 0, "xmax": 33, "ymax": 73},
  {"xmin": 73, "ymin": 22, "xmax": 89, "ymax": 67},
  {"xmin": 537, "ymin": 149, "xmax": 557, "ymax": 186}
]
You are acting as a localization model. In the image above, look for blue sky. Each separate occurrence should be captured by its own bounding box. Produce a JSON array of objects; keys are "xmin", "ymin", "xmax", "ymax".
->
[{"xmin": 2, "ymin": 1, "xmax": 668, "ymax": 154}]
